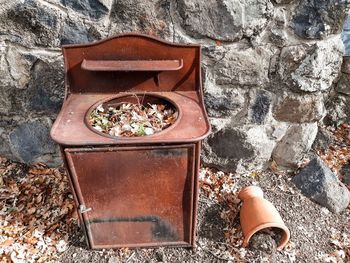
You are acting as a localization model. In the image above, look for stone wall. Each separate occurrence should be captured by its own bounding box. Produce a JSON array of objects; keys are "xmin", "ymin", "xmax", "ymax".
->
[
  {"xmin": 342, "ymin": 16, "xmax": 350, "ymax": 55},
  {"xmin": 0, "ymin": 0, "xmax": 349, "ymax": 171}
]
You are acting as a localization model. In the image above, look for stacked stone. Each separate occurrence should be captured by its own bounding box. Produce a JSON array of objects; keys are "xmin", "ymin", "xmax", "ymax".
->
[
  {"xmin": 342, "ymin": 16, "xmax": 350, "ymax": 56},
  {"xmin": 326, "ymin": 16, "xmax": 350, "ymax": 126},
  {"xmin": 0, "ymin": 0, "xmax": 349, "ymax": 170},
  {"xmin": 197, "ymin": 0, "xmax": 349, "ymax": 172},
  {"xmin": 0, "ymin": 0, "xmax": 112, "ymax": 165}
]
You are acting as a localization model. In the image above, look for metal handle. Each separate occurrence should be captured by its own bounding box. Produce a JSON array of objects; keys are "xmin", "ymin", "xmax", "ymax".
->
[{"xmin": 81, "ymin": 59, "xmax": 183, "ymax": 72}]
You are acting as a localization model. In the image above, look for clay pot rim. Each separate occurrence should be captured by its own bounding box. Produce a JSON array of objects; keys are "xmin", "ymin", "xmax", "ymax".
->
[
  {"xmin": 238, "ymin": 185, "xmax": 264, "ymax": 200},
  {"xmin": 242, "ymin": 222, "xmax": 291, "ymax": 251}
]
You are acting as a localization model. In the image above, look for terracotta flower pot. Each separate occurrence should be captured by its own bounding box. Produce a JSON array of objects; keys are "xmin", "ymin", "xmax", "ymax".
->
[{"xmin": 238, "ymin": 186, "xmax": 290, "ymax": 250}]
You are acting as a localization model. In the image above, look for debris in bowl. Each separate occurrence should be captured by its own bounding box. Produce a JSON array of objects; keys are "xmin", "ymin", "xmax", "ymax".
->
[{"xmin": 89, "ymin": 102, "xmax": 178, "ymax": 137}]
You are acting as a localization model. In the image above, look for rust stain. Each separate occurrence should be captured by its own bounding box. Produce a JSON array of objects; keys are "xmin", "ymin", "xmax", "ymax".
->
[{"xmin": 51, "ymin": 33, "xmax": 211, "ymax": 249}]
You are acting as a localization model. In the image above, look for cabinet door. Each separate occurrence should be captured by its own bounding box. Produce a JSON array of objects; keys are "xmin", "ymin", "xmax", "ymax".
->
[{"xmin": 65, "ymin": 144, "xmax": 197, "ymax": 248}]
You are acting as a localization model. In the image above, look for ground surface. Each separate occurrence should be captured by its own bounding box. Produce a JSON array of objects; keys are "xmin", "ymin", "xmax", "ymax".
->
[
  {"xmin": 0, "ymin": 125, "xmax": 349, "ymax": 263},
  {"xmin": 1, "ymin": 162, "xmax": 349, "ymax": 263},
  {"xmin": 58, "ymin": 169, "xmax": 350, "ymax": 263}
]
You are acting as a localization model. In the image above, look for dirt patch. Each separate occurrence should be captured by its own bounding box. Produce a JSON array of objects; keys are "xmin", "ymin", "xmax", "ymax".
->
[
  {"xmin": 1, "ymin": 160, "xmax": 349, "ymax": 262},
  {"xmin": 57, "ymin": 169, "xmax": 349, "ymax": 263}
]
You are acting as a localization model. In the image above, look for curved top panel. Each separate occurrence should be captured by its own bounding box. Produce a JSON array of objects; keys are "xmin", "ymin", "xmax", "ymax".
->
[{"xmin": 62, "ymin": 33, "xmax": 201, "ymax": 95}]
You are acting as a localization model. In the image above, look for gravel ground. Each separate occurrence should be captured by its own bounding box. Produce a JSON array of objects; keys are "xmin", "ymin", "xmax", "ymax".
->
[
  {"xmin": 1, "ymin": 123, "xmax": 349, "ymax": 262},
  {"xmin": 1, "ymin": 159, "xmax": 349, "ymax": 263},
  {"xmin": 58, "ymin": 169, "xmax": 350, "ymax": 263}
]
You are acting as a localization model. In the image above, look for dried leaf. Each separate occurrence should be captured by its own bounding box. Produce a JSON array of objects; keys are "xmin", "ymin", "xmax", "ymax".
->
[{"xmin": 89, "ymin": 100, "xmax": 177, "ymax": 137}]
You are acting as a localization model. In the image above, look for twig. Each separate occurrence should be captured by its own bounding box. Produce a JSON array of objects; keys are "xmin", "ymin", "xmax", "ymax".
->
[
  {"xmin": 202, "ymin": 247, "xmax": 230, "ymax": 261},
  {"xmin": 215, "ymin": 241, "xmax": 235, "ymax": 249},
  {"xmin": 140, "ymin": 91, "xmax": 146, "ymax": 106},
  {"xmin": 131, "ymin": 93, "xmax": 141, "ymax": 108},
  {"xmin": 126, "ymin": 252, "xmax": 135, "ymax": 263}
]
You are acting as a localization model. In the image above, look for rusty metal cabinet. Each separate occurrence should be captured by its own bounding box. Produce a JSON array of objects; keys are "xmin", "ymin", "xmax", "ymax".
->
[{"xmin": 51, "ymin": 34, "xmax": 210, "ymax": 249}]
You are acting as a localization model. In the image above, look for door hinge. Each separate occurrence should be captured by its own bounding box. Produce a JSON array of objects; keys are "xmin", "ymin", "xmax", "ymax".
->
[{"xmin": 79, "ymin": 204, "xmax": 92, "ymax": 213}]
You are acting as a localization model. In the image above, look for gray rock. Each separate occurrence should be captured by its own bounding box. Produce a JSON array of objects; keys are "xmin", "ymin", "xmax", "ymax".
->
[
  {"xmin": 0, "ymin": 46, "xmax": 64, "ymax": 115},
  {"xmin": 60, "ymin": 18, "xmax": 102, "ymax": 45},
  {"xmin": 241, "ymin": 0, "xmax": 275, "ymax": 38},
  {"xmin": 292, "ymin": 0, "xmax": 350, "ymax": 39},
  {"xmin": 0, "ymin": 43, "xmax": 13, "ymax": 114},
  {"xmin": 342, "ymin": 16, "xmax": 350, "ymax": 55},
  {"xmin": 324, "ymin": 94, "xmax": 350, "ymax": 125},
  {"xmin": 272, "ymin": 123, "xmax": 318, "ymax": 168},
  {"xmin": 292, "ymin": 37, "xmax": 344, "ymax": 92},
  {"xmin": 60, "ymin": 0, "xmax": 110, "ymax": 19},
  {"xmin": 251, "ymin": 92, "xmax": 271, "ymax": 125},
  {"xmin": 273, "ymin": 0, "xmax": 294, "ymax": 3},
  {"xmin": 109, "ymin": 0, "xmax": 171, "ymax": 40},
  {"xmin": 269, "ymin": 27, "xmax": 288, "ymax": 48},
  {"xmin": 203, "ymin": 73, "xmax": 274, "ymax": 126},
  {"xmin": 340, "ymin": 162, "xmax": 350, "ymax": 185},
  {"xmin": 178, "ymin": 0, "xmax": 242, "ymax": 41},
  {"xmin": 86, "ymin": 25, "xmax": 103, "ymax": 42},
  {"xmin": 208, "ymin": 45, "xmax": 272, "ymax": 87},
  {"xmin": 5, "ymin": 46, "xmax": 33, "ymax": 89},
  {"xmin": 341, "ymin": 56, "xmax": 350, "ymax": 74},
  {"xmin": 335, "ymin": 73, "xmax": 350, "ymax": 96},
  {"xmin": 342, "ymin": 32, "xmax": 350, "ymax": 56},
  {"xmin": 312, "ymin": 126, "xmax": 335, "ymax": 151},
  {"xmin": 272, "ymin": 95, "xmax": 325, "ymax": 123},
  {"xmin": 61, "ymin": 19, "xmax": 89, "ymax": 45},
  {"xmin": 0, "ymin": 87, "xmax": 12, "ymax": 114},
  {"xmin": 205, "ymin": 127, "xmax": 255, "ymax": 169},
  {"xmin": 0, "ymin": 124, "xmax": 13, "ymax": 158},
  {"xmin": 276, "ymin": 44, "xmax": 312, "ymax": 87},
  {"xmin": 108, "ymin": 256, "xmax": 119, "ymax": 263},
  {"xmin": 293, "ymin": 157, "xmax": 350, "ymax": 213},
  {"xmin": 278, "ymin": 37, "xmax": 343, "ymax": 92},
  {"xmin": 344, "ymin": 15, "xmax": 350, "ymax": 31},
  {"xmin": 9, "ymin": 119, "xmax": 58, "ymax": 164},
  {"xmin": 0, "ymin": 42, "xmax": 12, "ymax": 86},
  {"xmin": 178, "ymin": 0, "xmax": 273, "ymax": 41},
  {"xmin": 0, "ymin": 137, "xmax": 12, "ymax": 158},
  {"xmin": 3, "ymin": 0, "xmax": 60, "ymax": 47},
  {"xmin": 267, "ymin": 8, "xmax": 288, "ymax": 47},
  {"xmin": 203, "ymin": 123, "xmax": 277, "ymax": 173},
  {"xmin": 203, "ymin": 120, "xmax": 249, "ymax": 172},
  {"xmin": 25, "ymin": 59, "xmax": 65, "ymax": 115},
  {"xmin": 238, "ymin": 125, "xmax": 278, "ymax": 172},
  {"xmin": 204, "ymin": 80, "xmax": 246, "ymax": 118}
]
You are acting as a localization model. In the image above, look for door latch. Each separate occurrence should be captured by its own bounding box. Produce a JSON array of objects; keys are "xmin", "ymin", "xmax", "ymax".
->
[{"xmin": 79, "ymin": 204, "xmax": 92, "ymax": 213}]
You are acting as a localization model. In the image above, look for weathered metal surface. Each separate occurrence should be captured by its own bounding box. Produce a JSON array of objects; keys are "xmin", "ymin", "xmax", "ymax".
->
[
  {"xmin": 62, "ymin": 34, "xmax": 201, "ymax": 94},
  {"xmin": 81, "ymin": 59, "xmax": 183, "ymax": 71},
  {"xmin": 51, "ymin": 91, "xmax": 210, "ymax": 146},
  {"xmin": 51, "ymin": 33, "xmax": 210, "ymax": 249},
  {"xmin": 65, "ymin": 144, "xmax": 198, "ymax": 248}
]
